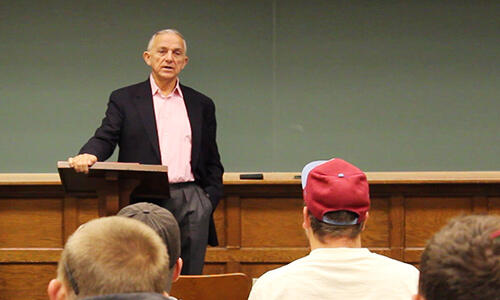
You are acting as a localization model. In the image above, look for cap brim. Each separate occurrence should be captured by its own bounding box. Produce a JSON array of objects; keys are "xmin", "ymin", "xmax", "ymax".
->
[{"xmin": 301, "ymin": 160, "xmax": 330, "ymax": 189}]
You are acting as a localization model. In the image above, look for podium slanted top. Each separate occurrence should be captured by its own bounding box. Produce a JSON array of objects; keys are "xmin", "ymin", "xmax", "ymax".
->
[{"xmin": 57, "ymin": 161, "xmax": 168, "ymax": 196}]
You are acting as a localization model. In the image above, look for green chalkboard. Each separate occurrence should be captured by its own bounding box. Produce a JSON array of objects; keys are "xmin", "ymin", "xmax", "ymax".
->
[{"xmin": 0, "ymin": 1, "xmax": 498, "ymax": 172}]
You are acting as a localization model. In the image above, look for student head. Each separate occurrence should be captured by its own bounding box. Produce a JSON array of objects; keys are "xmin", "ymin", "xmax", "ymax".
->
[
  {"xmin": 415, "ymin": 214, "xmax": 500, "ymax": 300},
  {"xmin": 47, "ymin": 216, "xmax": 169, "ymax": 300},
  {"xmin": 118, "ymin": 202, "xmax": 183, "ymax": 291},
  {"xmin": 301, "ymin": 158, "xmax": 370, "ymax": 246}
]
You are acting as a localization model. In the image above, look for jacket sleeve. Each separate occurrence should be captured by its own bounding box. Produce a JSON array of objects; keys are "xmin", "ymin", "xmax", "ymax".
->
[
  {"xmin": 79, "ymin": 92, "xmax": 123, "ymax": 161},
  {"xmin": 202, "ymin": 100, "xmax": 224, "ymax": 209}
]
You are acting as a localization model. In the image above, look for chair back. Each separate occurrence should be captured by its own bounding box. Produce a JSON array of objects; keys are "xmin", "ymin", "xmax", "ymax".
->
[{"xmin": 170, "ymin": 273, "xmax": 252, "ymax": 300}]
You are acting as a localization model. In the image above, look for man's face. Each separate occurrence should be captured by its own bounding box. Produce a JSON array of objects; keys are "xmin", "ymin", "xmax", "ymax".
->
[{"xmin": 143, "ymin": 32, "xmax": 188, "ymax": 84}]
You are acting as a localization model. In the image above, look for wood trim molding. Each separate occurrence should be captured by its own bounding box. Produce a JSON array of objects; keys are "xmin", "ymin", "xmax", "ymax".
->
[{"xmin": 2, "ymin": 171, "xmax": 500, "ymax": 186}]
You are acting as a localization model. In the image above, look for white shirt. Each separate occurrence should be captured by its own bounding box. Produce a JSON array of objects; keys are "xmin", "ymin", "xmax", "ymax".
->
[{"xmin": 249, "ymin": 247, "xmax": 419, "ymax": 300}]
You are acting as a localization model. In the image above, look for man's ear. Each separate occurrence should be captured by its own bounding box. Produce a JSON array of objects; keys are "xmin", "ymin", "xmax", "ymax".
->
[
  {"xmin": 47, "ymin": 279, "xmax": 67, "ymax": 300},
  {"xmin": 302, "ymin": 207, "xmax": 311, "ymax": 230},
  {"xmin": 142, "ymin": 51, "xmax": 152, "ymax": 66},
  {"xmin": 361, "ymin": 212, "xmax": 369, "ymax": 231},
  {"xmin": 181, "ymin": 55, "xmax": 189, "ymax": 70},
  {"xmin": 172, "ymin": 257, "xmax": 183, "ymax": 282}
]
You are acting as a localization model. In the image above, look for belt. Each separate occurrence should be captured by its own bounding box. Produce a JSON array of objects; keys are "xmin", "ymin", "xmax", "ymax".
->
[{"xmin": 169, "ymin": 181, "xmax": 196, "ymax": 189}]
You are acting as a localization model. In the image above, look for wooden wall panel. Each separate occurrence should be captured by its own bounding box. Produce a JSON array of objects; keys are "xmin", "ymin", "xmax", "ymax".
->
[
  {"xmin": 362, "ymin": 197, "xmax": 390, "ymax": 247},
  {"xmin": 490, "ymin": 197, "xmax": 500, "ymax": 214},
  {"xmin": 225, "ymin": 196, "xmax": 241, "ymax": 249},
  {"xmin": 0, "ymin": 264, "xmax": 56, "ymax": 300},
  {"xmin": 77, "ymin": 197, "xmax": 100, "ymax": 225},
  {"xmin": 405, "ymin": 197, "xmax": 472, "ymax": 247},
  {"xmin": 212, "ymin": 198, "xmax": 226, "ymax": 246},
  {"xmin": 0, "ymin": 198, "xmax": 63, "ymax": 248},
  {"xmin": 241, "ymin": 197, "xmax": 307, "ymax": 247},
  {"xmin": 240, "ymin": 263, "xmax": 286, "ymax": 279},
  {"xmin": 61, "ymin": 197, "xmax": 101, "ymax": 241},
  {"xmin": 202, "ymin": 263, "xmax": 226, "ymax": 274}
]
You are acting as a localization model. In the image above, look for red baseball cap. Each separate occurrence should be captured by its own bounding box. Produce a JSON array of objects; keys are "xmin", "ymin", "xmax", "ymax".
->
[{"xmin": 302, "ymin": 158, "xmax": 370, "ymax": 225}]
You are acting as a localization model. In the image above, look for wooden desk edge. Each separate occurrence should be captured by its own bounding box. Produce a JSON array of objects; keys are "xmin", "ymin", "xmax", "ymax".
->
[{"xmin": 1, "ymin": 171, "xmax": 499, "ymax": 185}]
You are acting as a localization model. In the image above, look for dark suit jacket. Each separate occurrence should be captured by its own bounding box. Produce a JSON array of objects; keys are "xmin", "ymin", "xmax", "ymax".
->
[{"xmin": 79, "ymin": 79, "xmax": 224, "ymax": 245}]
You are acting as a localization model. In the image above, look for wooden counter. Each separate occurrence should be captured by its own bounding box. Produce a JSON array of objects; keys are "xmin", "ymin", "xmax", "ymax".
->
[{"xmin": 1, "ymin": 172, "xmax": 499, "ymax": 299}]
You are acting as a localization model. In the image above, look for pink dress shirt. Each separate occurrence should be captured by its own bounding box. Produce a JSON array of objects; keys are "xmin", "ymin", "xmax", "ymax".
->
[{"xmin": 150, "ymin": 75, "xmax": 195, "ymax": 183}]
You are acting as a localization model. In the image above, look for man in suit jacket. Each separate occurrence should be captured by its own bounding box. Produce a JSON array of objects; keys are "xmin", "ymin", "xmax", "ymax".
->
[{"xmin": 68, "ymin": 29, "xmax": 223, "ymax": 275}]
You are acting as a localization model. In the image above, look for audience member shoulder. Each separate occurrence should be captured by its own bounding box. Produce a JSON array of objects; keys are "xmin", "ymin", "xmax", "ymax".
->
[
  {"xmin": 370, "ymin": 251, "xmax": 419, "ymax": 275},
  {"xmin": 83, "ymin": 292, "xmax": 172, "ymax": 300},
  {"xmin": 254, "ymin": 255, "xmax": 309, "ymax": 283}
]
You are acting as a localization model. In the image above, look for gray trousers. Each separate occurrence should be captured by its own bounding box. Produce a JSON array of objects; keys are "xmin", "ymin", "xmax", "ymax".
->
[{"xmin": 159, "ymin": 182, "xmax": 212, "ymax": 275}]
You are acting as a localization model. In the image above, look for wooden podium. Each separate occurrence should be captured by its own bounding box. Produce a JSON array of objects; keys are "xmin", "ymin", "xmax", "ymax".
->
[{"xmin": 57, "ymin": 161, "xmax": 169, "ymax": 216}]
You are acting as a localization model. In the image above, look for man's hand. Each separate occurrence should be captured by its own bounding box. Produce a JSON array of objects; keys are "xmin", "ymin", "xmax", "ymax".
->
[{"xmin": 68, "ymin": 154, "xmax": 98, "ymax": 174}]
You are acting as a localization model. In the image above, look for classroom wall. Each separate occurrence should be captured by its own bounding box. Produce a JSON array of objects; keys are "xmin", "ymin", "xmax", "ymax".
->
[{"xmin": 1, "ymin": 0, "xmax": 498, "ymax": 172}]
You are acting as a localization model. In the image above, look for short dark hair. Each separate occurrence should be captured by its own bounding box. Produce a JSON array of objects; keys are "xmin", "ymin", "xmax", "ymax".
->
[
  {"xmin": 418, "ymin": 215, "xmax": 500, "ymax": 300},
  {"xmin": 309, "ymin": 210, "xmax": 363, "ymax": 242}
]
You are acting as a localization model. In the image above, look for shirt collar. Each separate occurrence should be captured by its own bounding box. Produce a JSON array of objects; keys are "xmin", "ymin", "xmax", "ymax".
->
[
  {"xmin": 149, "ymin": 74, "xmax": 183, "ymax": 98},
  {"xmin": 310, "ymin": 247, "xmax": 370, "ymax": 257}
]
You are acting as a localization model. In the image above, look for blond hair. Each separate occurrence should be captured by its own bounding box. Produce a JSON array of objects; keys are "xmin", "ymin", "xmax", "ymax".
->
[{"xmin": 57, "ymin": 216, "xmax": 169, "ymax": 299}]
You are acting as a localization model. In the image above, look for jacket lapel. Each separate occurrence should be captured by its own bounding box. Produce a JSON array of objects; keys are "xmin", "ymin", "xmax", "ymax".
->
[
  {"xmin": 181, "ymin": 84, "xmax": 201, "ymax": 169},
  {"xmin": 134, "ymin": 79, "xmax": 161, "ymax": 162}
]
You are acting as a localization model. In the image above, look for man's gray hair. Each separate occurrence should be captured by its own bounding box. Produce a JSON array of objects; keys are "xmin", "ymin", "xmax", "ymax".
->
[{"xmin": 146, "ymin": 29, "xmax": 187, "ymax": 53}]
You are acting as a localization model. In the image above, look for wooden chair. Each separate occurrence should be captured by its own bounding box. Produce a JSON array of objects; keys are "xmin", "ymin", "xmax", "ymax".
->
[{"xmin": 170, "ymin": 273, "xmax": 253, "ymax": 300}]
